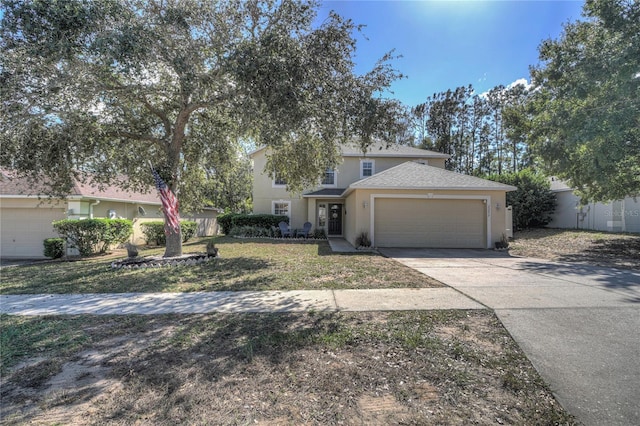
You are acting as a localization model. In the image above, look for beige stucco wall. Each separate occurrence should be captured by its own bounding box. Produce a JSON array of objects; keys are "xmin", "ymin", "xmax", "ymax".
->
[
  {"xmin": 0, "ymin": 196, "xmax": 218, "ymax": 256},
  {"xmin": 338, "ymin": 156, "xmax": 445, "ymax": 185},
  {"xmin": 251, "ymin": 147, "xmax": 447, "ymax": 231},
  {"xmin": 344, "ymin": 189, "xmax": 509, "ymax": 248},
  {"xmin": 70, "ymin": 200, "xmax": 163, "ymax": 245}
]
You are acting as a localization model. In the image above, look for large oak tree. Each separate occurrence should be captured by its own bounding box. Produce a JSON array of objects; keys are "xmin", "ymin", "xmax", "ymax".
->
[
  {"xmin": 0, "ymin": 0, "xmax": 402, "ymax": 256},
  {"xmin": 528, "ymin": 0, "xmax": 640, "ymax": 202}
]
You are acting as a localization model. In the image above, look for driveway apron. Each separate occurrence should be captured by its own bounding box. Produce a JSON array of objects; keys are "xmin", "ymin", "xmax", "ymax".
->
[{"xmin": 380, "ymin": 248, "xmax": 640, "ymax": 426}]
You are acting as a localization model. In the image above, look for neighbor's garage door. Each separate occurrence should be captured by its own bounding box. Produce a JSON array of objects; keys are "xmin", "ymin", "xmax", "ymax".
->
[
  {"xmin": 374, "ymin": 198, "xmax": 486, "ymax": 248},
  {"xmin": 0, "ymin": 208, "xmax": 66, "ymax": 258}
]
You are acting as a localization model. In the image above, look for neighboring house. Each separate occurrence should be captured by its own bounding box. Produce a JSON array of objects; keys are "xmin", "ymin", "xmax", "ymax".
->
[
  {"xmin": 251, "ymin": 142, "xmax": 516, "ymax": 249},
  {"xmin": 0, "ymin": 172, "xmax": 219, "ymax": 258},
  {"xmin": 548, "ymin": 178, "xmax": 640, "ymax": 233}
]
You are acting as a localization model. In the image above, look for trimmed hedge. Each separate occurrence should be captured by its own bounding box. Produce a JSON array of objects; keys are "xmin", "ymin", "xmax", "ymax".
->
[
  {"xmin": 52, "ymin": 219, "xmax": 133, "ymax": 256},
  {"xmin": 218, "ymin": 213, "xmax": 288, "ymax": 235},
  {"xmin": 43, "ymin": 238, "xmax": 65, "ymax": 259},
  {"xmin": 140, "ymin": 221, "xmax": 198, "ymax": 245}
]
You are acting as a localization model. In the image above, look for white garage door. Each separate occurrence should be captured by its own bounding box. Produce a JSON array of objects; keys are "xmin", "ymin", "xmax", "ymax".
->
[
  {"xmin": 374, "ymin": 198, "xmax": 486, "ymax": 248},
  {"xmin": 0, "ymin": 208, "xmax": 66, "ymax": 258}
]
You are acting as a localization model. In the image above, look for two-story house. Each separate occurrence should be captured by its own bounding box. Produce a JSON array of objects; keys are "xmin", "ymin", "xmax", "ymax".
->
[{"xmin": 251, "ymin": 142, "xmax": 516, "ymax": 249}]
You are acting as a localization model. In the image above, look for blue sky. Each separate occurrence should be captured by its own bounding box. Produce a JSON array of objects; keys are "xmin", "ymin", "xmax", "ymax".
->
[{"xmin": 317, "ymin": 0, "xmax": 585, "ymax": 106}]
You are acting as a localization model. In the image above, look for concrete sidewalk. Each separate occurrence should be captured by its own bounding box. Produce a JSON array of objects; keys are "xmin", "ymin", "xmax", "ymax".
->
[{"xmin": 0, "ymin": 288, "xmax": 484, "ymax": 315}]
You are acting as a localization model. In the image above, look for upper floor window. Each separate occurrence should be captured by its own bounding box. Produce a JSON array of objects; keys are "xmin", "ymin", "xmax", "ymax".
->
[
  {"xmin": 321, "ymin": 169, "xmax": 336, "ymax": 187},
  {"xmin": 273, "ymin": 174, "xmax": 287, "ymax": 187},
  {"xmin": 360, "ymin": 160, "xmax": 375, "ymax": 178}
]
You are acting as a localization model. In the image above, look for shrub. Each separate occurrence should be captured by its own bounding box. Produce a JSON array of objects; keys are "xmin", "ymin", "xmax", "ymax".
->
[
  {"xmin": 140, "ymin": 222, "xmax": 165, "ymax": 245},
  {"xmin": 141, "ymin": 221, "xmax": 198, "ymax": 245},
  {"xmin": 218, "ymin": 213, "xmax": 288, "ymax": 235},
  {"xmin": 52, "ymin": 219, "xmax": 133, "ymax": 256},
  {"xmin": 229, "ymin": 225, "xmax": 274, "ymax": 238},
  {"xmin": 355, "ymin": 231, "xmax": 371, "ymax": 247},
  {"xmin": 180, "ymin": 221, "xmax": 198, "ymax": 242},
  {"xmin": 486, "ymin": 169, "xmax": 557, "ymax": 230},
  {"xmin": 43, "ymin": 238, "xmax": 65, "ymax": 259},
  {"xmin": 310, "ymin": 229, "xmax": 326, "ymax": 239}
]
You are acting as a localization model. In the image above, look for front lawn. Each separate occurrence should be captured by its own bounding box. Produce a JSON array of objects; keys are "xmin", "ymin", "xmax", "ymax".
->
[
  {"xmin": 509, "ymin": 228, "xmax": 640, "ymax": 270},
  {"xmin": 0, "ymin": 237, "xmax": 442, "ymax": 294},
  {"xmin": 0, "ymin": 311, "xmax": 575, "ymax": 425}
]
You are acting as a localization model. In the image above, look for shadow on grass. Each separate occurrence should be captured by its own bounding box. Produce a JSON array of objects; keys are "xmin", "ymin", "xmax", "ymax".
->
[
  {"xmin": 556, "ymin": 238, "xmax": 640, "ymax": 266},
  {"xmin": 0, "ymin": 256, "xmax": 274, "ymax": 294},
  {"xmin": 106, "ymin": 311, "xmax": 354, "ymax": 386}
]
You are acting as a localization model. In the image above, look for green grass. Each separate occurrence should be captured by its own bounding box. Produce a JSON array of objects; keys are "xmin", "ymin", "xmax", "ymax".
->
[{"xmin": 0, "ymin": 237, "xmax": 442, "ymax": 294}]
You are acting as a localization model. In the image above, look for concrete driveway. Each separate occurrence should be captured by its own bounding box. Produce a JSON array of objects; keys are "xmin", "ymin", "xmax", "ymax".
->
[{"xmin": 379, "ymin": 248, "xmax": 640, "ymax": 426}]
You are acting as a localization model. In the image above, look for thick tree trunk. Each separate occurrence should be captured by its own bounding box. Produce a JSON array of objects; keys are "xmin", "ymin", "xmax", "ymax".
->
[{"xmin": 164, "ymin": 223, "xmax": 183, "ymax": 257}]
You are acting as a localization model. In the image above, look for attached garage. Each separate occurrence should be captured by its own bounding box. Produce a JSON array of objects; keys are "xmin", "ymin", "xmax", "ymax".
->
[
  {"xmin": 0, "ymin": 205, "xmax": 67, "ymax": 258},
  {"xmin": 374, "ymin": 197, "xmax": 486, "ymax": 248},
  {"xmin": 343, "ymin": 162, "xmax": 516, "ymax": 249},
  {"xmin": 1, "ymin": 172, "xmax": 220, "ymax": 258}
]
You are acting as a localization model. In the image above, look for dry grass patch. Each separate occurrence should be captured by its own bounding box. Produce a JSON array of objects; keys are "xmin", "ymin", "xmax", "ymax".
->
[
  {"xmin": 1, "ymin": 312, "xmax": 576, "ymax": 425},
  {"xmin": 510, "ymin": 228, "xmax": 640, "ymax": 270},
  {"xmin": 0, "ymin": 237, "xmax": 441, "ymax": 294}
]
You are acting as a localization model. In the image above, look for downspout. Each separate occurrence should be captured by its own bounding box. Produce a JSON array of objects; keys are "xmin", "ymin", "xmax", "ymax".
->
[{"xmin": 89, "ymin": 200, "xmax": 100, "ymax": 219}]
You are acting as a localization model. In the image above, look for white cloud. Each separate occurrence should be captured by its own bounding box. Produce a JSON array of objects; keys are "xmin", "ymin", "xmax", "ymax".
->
[
  {"xmin": 478, "ymin": 77, "xmax": 532, "ymax": 99},
  {"xmin": 506, "ymin": 78, "xmax": 532, "ymax": 90}
]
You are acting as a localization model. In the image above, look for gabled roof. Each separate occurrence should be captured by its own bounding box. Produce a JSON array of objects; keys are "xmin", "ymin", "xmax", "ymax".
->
[
  {"xmin": 549, "ymin": 177, "xmax": 573, "ymax": 192},
  {"xmin": 340, "ymin": 141, "xmax": 449, "ymax": 158},
  {"xmin": 346, "ymin": 162, "xmax": 517, "ymax": 193},
  {"xmin": 249, "ymin": 141, "xmax": 449, "ymax": 159},
  {"xmin": 0, "ymin": 171, "xmax": 160, "ymax": 204}
]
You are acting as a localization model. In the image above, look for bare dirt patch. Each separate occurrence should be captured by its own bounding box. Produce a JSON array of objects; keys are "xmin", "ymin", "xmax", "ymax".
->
[
  {"xmin": 1, "ymin": 312, "xmax": 576, "ymax": 425},
  {"xmin": 510, "ymin": 228, "xmax": 640, "ymax": 270}
]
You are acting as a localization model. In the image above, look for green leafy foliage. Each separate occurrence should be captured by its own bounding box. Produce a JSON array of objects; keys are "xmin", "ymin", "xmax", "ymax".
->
[
  {"xmin": 0, "ymin": 0, "xmax": 404, "ymax": 257},
  {"xmin": 140, "ymin": 221, "xmax": 198, "ymax": 246},
  {"xmin": 52, "ymin": 219, "xmax": 133, "ymax": 256},
  {"xmin": 229, "ymin": 226, "xmax": 275, "ymax": 238},
  {"xmin": 181, "ymin": 221, "xmax": 197, "ymax": 243},
  {"xmin": 43, "ymin": 238, "xmax": 65, "ymax": 259},
  {"xmin": 218, "ymin": 213, "xmax": 288, "ymax": 235},
  {"xmin": 527, "ymin": 0, "xmax": 640, "ymax": 202},
  {"xmin": 486, "ymin": 169, "xmax": 556, "ymax": 230}
]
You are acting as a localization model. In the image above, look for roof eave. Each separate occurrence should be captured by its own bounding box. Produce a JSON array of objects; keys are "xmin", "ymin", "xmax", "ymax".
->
[
  {"xmin": 348, "ymin": 185, "xmax": 517, "ymax": 192},
  {"xmin": 342, "ymin": 153, "xmax": 450, "ymax": 159},
  {"xmin": 301, "ymin": 194, "xmax": 344, "ymax": 198},
  {"xmin": 87, "ymin": 196, "xmax": 161, "ymax": 205}
]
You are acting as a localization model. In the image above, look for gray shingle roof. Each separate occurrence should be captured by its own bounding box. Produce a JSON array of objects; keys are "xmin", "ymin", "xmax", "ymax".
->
[
  {"xmin": 341, "ymin": 141, "xmax": 449, "ymax": 158},
  {"xmin": 549, "ymin": 177, "xmax": 573, "ymax": 192},
  {"xmin": 348, "ymin": 162, "xmax": 517, "ymax": 191},
  {"xmin": 249, "ymin": 142, "xmax": 450, "ymax": 159},
  {"xmin": 0, "ymin": 170, "xmax": 161, "ymax": 204},
  {"xmin": 303, "ymin": 188, "xmax": 347, "ymax": 197}
]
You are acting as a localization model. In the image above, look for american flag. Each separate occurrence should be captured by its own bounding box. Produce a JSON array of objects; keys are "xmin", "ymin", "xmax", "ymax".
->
[{"xmin": 152, "ymin": 169, "xmax": 180, "ymax": 234}]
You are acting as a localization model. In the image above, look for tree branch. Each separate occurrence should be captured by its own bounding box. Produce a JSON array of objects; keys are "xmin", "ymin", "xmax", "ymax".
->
[{"xmin": 107, "ymin": 130, "xmax": 165, "ymax": 148}]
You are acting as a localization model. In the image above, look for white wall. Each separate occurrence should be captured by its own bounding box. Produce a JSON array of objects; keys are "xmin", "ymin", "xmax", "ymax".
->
[{"xmin": 549, "ymin": 190, "xmax": 640, "ymax": 233}]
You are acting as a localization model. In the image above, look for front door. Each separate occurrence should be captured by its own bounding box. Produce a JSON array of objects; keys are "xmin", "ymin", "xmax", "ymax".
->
[{"xmin": 328, "ymin": 204, "xmax": 343, "ymax": 235}]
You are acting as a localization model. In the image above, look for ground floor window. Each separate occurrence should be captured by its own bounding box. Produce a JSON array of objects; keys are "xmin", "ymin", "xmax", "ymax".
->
[
  {"xmin": 272, "ymin": 200, "xmax": 291, "ymax": 217},
  {"xmin": 318, "ymin": 203, "xmax": 327, "ymax": 227}
]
